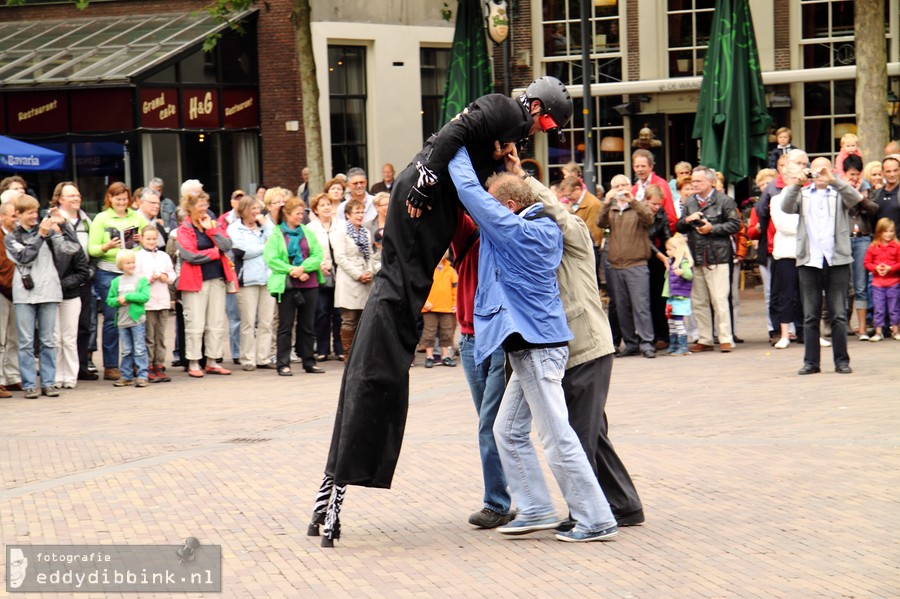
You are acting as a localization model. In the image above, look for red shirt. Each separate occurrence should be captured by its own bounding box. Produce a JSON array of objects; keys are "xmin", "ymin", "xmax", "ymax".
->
[
  {"xmin": 450, "ymin": 208, "xmax": 480, "ymax": 336},
  {"xmin": 864, "ymin": 239, "xmax": 900, "ymax": 287}
]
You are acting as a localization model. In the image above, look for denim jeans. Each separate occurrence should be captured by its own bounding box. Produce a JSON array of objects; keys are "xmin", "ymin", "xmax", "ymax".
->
[
  {"xmin": 798, "ymin": 263, "xmax": 850, "ymax": 368},
  {"xmin": 495, "ymin": 346, "xmax": 616, "ymax": 533},
  {"xmin": 850, "ymin": 236, "xmax": 872, "ymax": 310},
  {"xmin": 225, "ymin": 292, "xmax": 241, "ymax": 360},
  {"xmin": 15, "ymin": 302, "xmax": 58, "ymax": 390},
  {"xmin": 459, "ymin": 334, "xmax": 510, "ymax": 514},
  {"xmin": 119, "ymin": 322, "xmax": 149, "ymax": 381},
  {"xmin": 94, "ymin": 268, "xmax": 120, "ymax": 369}
]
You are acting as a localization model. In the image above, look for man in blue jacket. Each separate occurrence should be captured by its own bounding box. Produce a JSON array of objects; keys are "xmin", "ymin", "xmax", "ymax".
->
[{"xmin": 448, "ymin": 147, "xmax": 618, "ymax": 543}]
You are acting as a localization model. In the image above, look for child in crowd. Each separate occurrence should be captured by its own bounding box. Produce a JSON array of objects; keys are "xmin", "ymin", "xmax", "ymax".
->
[
  {"xmin": 135, "ymin": 227, "xmax": 175, "ymax": 382},
  {"xmin": 663, "ymin": 234, "xmax": 694, "ymax": 356},
  {"xmin": 106, "ymin": 250, "xmax": 151, "ymax": 387},
  {"xmin": 834, "ymin": 132, "xmax": 862, "ymax": 179},
  {"xmin": 864, "ymin": 218, "xmax": 900, "ymax": 341},
  {"xmin": 419, "ymin": 251, "xmax": 458, "ymax": 368},
  {"xmin": 768, "ymin": 127, "xmax": 795, "ymax": 169}
]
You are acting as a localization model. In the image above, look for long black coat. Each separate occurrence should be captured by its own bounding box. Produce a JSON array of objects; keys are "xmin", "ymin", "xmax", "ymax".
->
[{"xmin": 324, "ymin": 94, "xmax": 532, "ymax": 488}]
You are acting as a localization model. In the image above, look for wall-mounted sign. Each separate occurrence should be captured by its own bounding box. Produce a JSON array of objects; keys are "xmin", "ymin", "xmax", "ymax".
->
[
  {"xmin": 7, "ymin": 91, "xmax": 68, "ymax": 134},
  {"xmin": 182, "ymin": 89, "xmax": 220, "ymax": 129},
  {"xmin": 222, "ymin": 89, "xmax": 258, "ymax": 129},
  {"xmin": 71, "ymin": 89, "xmax": 133, "ymax": 132},
  {"xmin": 140, "ymin": 88, "xmax": 179, "ymax": 128},
  {"xmin": 485, "ymin": 0, "xmax": 509, "ymax": 44}
]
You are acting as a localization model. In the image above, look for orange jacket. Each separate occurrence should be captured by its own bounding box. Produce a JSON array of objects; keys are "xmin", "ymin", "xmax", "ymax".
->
[{"xmin": 423, "ymin": 258, "xmax": 458, "ymax": 314}]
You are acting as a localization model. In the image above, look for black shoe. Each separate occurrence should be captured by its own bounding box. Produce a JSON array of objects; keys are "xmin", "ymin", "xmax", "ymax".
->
[
  {"xmin": 305, "ymin": 366, "xmax": 325, "ymax": 374},
  {"xmin": 171, "ymin": 359, "xmax": 186, "ymax": 368},
  {"xmin": 467, "ymin": 508, "xmax": 514, "ymax": 529},
  {"xmin": 642, "ymin": 350, "xmax": 656, "ymax": 359},
  {"xmin": 86, "ymin": 361, "xmax": 98, "ymax": 374},
  {"xmin": 77, "ymin": 369, "xmax": 99, "ymax": 381},
  {"xmin": 614, "ymin": 348, "xmax": 639, "ymax": 358},
  {"xmin": 835, "ymin": 364, "xmax": 853, "ymax": 374},
  {"xmin": 555, "ymin": 517, "xmax": 576, "ymax": 532},
  {"xmin": 733, "ymin": 336, "xmax": 745, "ymax": 344},
  {"xmin": 614, "ymin": 508, "xmax": 645, "ymax": 527},
  {"xmin": 798, "ymin": 364, "xmax": 821, "ymax": 375}
]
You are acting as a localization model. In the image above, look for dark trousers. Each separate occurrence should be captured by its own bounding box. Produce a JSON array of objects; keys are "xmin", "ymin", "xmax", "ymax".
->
[
  {"xmin": 601, "ymin": 249, "xmax": 621, "ymax": 348},
  {"xmin": 798, "ymin": 263, "xmax": 850, "ymax": 368},
  {"xmin": 76, "ymin": 283, "xmax": 93, "ymax": 373},
  {"xmin": 562, "ymin": 354, "xmax": 642, "ymax": 516},
  {"xmin": 771, "ymin": 258, "xmax": 801, "ymax": 328},
  {"xmin": 315, "ymin": 285, "xmax": 342, "ymax": 357},
  {"xmin": 277, "ymin": 287, "xmax": 318, "ymax": 370},
  {"xmin": 648, "ymin": 257, "xmax": 668, "ymax": 343}
]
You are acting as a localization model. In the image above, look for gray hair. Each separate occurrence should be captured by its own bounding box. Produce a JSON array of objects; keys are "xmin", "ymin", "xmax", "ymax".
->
[
  {"xmin": 180, "ymin": 179, "xmax": 203, "ymax": 197},
  {"xmin": 692, "ymin": 166, "xmax": 717, "ymax": 183},
  {"xmin": 141, "ymin": 187, "xmax": 161, "ymax": 202},
  {"xmin": 346, "ymin": 167, "xmax": 367, "ymax": 180},
  {"xmin": 485, "ymin": 173, "xmax": 536, "ymax": 208},
  {"xmin": 148, "ymin": 176, "xmax": 164, "ymax": 188}
]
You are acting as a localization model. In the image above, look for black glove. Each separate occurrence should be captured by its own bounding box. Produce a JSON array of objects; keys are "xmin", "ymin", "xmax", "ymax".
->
[
  {"xmin": 407, "ymin": 184, "xmax": 432, "ymax": 212},
  {"xmin": 407, "ymin": 161, "xmax": 438, "ymax": 211}
]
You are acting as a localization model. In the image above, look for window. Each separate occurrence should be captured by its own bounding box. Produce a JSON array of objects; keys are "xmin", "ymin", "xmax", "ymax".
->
[
  {"xmin": 328, "ymin": 45, "xmax": 367, "ymax": 176},
  {"xmin": 420, "ymin": 47, "xmax": 450, "ymax": 143},
  {"xmin": 541, "ymin": 0, "xmax": 624, "ymax": 188},
  {"xmin": 667, "ymin": 0, "xmax": 715, "ymax": 78},
  {"xmin": 542, "ymin": 0, "xmax": 623, "ymax": 85},
  {"xmin": 803, "ymin": 80, "xmax": 856, "ymax": 158}
]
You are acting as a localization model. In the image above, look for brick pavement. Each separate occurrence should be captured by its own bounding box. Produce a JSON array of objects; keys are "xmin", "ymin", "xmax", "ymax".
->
[{"xmin": 1, "ymin": 289, "xmax": 898, "ymax": 598}]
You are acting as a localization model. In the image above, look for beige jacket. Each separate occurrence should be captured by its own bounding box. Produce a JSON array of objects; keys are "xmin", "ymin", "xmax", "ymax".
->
[
  {"xmin": 330, "ymin": 225, "xmax": 380, "ymax": 310},
  {"xmin": 526, "ymin": 177, "xmax": 614, "ymax": 369}
]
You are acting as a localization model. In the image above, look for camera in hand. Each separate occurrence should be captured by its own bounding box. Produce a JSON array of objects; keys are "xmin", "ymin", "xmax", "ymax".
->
[
  {"xmin": 22, "ymin": 273, "xmax": 34, "ymax": 290},
  {"xmin": 690, "ymin": 218, "xmax": 705, "ymax": 228}
]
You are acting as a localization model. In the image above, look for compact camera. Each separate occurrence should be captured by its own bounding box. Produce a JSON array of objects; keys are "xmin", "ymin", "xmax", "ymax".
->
[{"xmin": 21, "ymin": 274, "xmax": 34, "ymax": 290}]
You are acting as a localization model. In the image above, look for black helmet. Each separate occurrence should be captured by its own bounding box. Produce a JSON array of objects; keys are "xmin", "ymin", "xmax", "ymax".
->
[{"xmin": 524, "ymin": 76, "xmax": 573, "ymax": 132}]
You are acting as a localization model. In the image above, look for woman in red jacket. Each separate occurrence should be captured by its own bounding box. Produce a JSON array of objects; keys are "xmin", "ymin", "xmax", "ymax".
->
[{"xmin": 176, "ymin": 192, "xmax": 238, "ymax": 377}]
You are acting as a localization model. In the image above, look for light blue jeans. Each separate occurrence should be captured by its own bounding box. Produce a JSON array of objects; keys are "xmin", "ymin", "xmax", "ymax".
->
[
  {"xmin": 226, "ymin": 292, "xmax": 240, "ymax": 360},
  {"xmin": 459, "ymin": 334, "xmax": 510, "ymax": 514},
  {"xmin": 850, "ymin": 235, "xmax": 871, "ymax": 310},
  {"xmin": 119, "ymin": 322, "xmax": 149, "ymax": 381},
  {"xmin": 494, "ymin": 346, "xmax": 616, "ymax": 533},
  {"xmin": 15, "ymin": 302, "xmax": 58, "ymax": 390}
]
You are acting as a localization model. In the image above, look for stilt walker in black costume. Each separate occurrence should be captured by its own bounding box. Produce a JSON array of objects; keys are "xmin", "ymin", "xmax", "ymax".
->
[{"xmin": 307, "ymin": 77, "xmax": 574, "ymax": 547}]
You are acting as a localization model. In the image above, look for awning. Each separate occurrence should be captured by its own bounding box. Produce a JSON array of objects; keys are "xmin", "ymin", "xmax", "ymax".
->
[
  {"xmin": 0, "ymin": 9, "xmax": 256, "ymax": 88},
  {"xmin": 0, "ymin": 134, "xmax": 65, "ymax": 171}
]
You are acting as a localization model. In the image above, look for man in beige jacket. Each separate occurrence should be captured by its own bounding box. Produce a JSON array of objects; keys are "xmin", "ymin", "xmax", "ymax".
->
[{"xmin": 505, "ymin": 148, "xmax": 644, "ymax": 527}]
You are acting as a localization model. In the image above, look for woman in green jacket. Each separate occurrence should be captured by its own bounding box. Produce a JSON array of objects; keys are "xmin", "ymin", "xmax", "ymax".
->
[
  {"xmin": 264, "ymin": 196, "xmax": 324, "ymax": 376},
  {"xmin": 87, "ymin": 182, "xmax": 147, "ymax": 381}
]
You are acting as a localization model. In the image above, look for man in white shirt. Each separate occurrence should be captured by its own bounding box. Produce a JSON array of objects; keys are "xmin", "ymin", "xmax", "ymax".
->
[{"xmin": 781, "ymin": 156, "xmax": 862, "ymax": 375}]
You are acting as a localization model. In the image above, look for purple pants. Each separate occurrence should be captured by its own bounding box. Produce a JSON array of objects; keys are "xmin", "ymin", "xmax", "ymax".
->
[{"xmin": 872, "ymin": 284, "xmax": 900, "ymax": 327}]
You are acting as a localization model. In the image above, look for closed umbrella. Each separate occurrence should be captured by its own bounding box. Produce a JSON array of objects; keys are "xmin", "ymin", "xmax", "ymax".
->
[
  {"xmin": 691, "ymin": 0, "xmax": 771, "ymax": 182},
  {"xmin": 440, "ymin": 0, "xmax": 493, "ymax": 125}
]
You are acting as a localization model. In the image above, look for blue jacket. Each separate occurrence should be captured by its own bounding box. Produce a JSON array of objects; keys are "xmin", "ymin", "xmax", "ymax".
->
[
  {"xmin": 449, "ymin": 147, "xmax": 572, "ymax": 365},
  {"xmin": 227, "ymin": 219, "xmax": 275, "ymax": 287}
]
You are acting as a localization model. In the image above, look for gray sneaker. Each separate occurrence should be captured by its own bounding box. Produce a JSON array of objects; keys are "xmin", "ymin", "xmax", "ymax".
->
[
  {"xmin": 468, "ymin": 509, "xmax": 514, "ymax": 529},
  {"xmin": 555, "ymin": 525, "xmax": 619, "ymax": 542},
  {"xmin": 497, "ymin": 515, "xmax": 561, "ymax": 535},
  {"xmin": 23, "ymin": 388, "xmax": 38, "ymax": 399}
]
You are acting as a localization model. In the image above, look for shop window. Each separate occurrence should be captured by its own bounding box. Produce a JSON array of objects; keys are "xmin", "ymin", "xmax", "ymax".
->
[
  {"xmin": 141, "ymin": 133, "xmax": 181, "ymax": 207},
  {"xmin": 328, "ymin": 45, "xmax": 367, "ymax": 176},
  {"xmin": 420, "ymin": 47, "xmax": 450, "ymax": 143}
]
